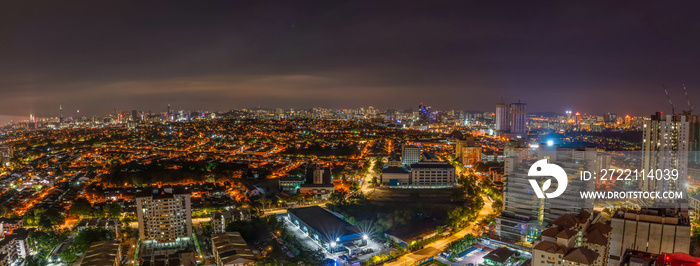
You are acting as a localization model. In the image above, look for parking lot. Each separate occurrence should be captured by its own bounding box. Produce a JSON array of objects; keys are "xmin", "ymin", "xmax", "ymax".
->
[{"xmin": 282, "ymin": 217, "xmax": 393, "ymax": 265}]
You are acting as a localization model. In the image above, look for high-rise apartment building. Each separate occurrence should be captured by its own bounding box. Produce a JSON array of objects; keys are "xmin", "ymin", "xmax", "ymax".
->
[
  {"xmin": 495, "ymin": 102, "xmax": 527, "ymax": 137},
  {"xmin": 0, "ymin": 144, "xmax": 12, "ymax": 166},
  {"xmin": 136, "ymin": 188, "xmax": 193, "ymax": 243},
  {"xmin": 642, "ymin": 112, "xmax": 692, "ymax": 204},
  {"xmin": 402, "ymin": 145, "xmax": 421, "ymax": 166},
  {"xmin": 510, "ymin": 102, "xmax": 527, "ymax": 135},
  {"xmin": 496, "ymin": 103, "xmax": 510, "ymax": 132},
  {"xmin": 497, "ymin": 145, "xmax": 596, "ymax": 242},
  {"xmin": 608, "ymin": 208, "xmax": 690, "ymax": 266}
]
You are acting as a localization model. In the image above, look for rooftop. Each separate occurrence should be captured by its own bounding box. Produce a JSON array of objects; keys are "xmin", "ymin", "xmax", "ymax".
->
[
  {"xmin": 287, "ymin": 206, "xmax": 361, "ymax": 241},
  {"xmin": 80, "ymin": 240, "xmax": 120, "ymax": 266},
  {"xmin": 211, "ymin": 232, "xmax": 257, "ymax": 264},
  {"xmin": 484, "ymin": 247, "xmax": 517, "ymax": 263}
]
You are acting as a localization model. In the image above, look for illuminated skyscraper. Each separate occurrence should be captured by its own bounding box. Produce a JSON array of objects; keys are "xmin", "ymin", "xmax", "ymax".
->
[{"xmin": 642, "ymin": 112, "xmax": 691, "ymax": 204}]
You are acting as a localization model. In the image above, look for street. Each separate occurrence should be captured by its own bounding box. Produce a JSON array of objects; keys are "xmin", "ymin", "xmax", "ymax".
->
[{"xmin": 385, "ymin": 195, "xmax": 494, "ymax": 266}]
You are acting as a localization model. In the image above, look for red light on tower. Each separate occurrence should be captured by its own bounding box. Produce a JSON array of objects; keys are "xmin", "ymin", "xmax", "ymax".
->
[{"xmin": 575, "ymin": 112, "xmax": 581, "ymax": 116}]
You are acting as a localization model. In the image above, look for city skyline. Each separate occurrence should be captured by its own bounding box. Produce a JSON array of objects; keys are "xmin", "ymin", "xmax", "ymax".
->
[
  {"xmin": 3, "ymin": 1, "xmax": 700, "ymax": 123},
  {"xmin": 3, "ymin": 2, "xmax": 700, "ymax": 265}
]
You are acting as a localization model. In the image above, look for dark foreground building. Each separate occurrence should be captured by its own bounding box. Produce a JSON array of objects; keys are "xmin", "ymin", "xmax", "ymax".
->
[{"xmin": 287, "ymin": 206, "xmax": 365, "ymax": 253}]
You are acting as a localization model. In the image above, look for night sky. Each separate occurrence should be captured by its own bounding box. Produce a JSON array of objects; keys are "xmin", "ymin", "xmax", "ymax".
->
[{"xmin": 2, "ymin": 1, "xmax": 700, "ymax": 123}]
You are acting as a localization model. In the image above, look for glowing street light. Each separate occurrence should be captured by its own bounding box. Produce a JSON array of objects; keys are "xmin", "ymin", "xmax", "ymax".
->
[
  {"xmin": 330, "ymin": 241, "xmax": 337, "ymax": 247},
  {"xmin": 362, "ymin": 234, "xmax": 368, "ymax": 240}
]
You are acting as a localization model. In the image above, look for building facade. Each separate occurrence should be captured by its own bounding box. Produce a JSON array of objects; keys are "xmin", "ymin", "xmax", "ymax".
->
[
  {"xmin": 409, "ymin": 161, "xmax": 456, "ymax": 187},
  {"xmin": 380, "ymin": 167, "xmax": 410, "ymax": 186},
  {"xmin": 136, "ymin": 188, "xmax": 193, "ymax": 243},
  {"xmin": 608, "ymin": 208, "xmax": 690, "ymax": 266},
  {"xmin": 497, "ymin": 146, "xmax": 596, "ymax": 242},
  {"xmin": 401, "ymin": 145, "xmax": 421, "ymax": 166},
  {"xmin": 211, "ymin": 209, "xmax": 252, "ymax": 234},
  {"xmin": 532, "ymin": 211, "xmax": 611, "ymax": 266},
  {"xmin": 642, "ymin": 112, "xmax": 691, "ymax": 204}
]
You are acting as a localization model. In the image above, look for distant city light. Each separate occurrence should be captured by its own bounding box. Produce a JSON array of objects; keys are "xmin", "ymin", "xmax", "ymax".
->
[{"xmin": 547, "ymin": 140, "xmax": 554, "ymax": 146}]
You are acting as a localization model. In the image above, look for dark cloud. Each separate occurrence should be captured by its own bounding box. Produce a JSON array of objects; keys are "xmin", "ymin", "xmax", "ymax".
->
[{"xmin": 2, "ymin": 0, "xmax": 700, "ymax": 121}]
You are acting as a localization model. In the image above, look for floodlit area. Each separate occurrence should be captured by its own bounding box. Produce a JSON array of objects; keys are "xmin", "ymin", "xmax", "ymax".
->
[{"xmin": 283, "ymin": 216, "xmax": 390, "ymax": 265}]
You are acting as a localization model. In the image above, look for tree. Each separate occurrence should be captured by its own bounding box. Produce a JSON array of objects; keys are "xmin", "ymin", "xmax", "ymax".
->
[
  {"xmin": 259, "ymin": 198, "xmax": 272, "ymax": 210},
  {"xmin": 103, "ymin": 203, "xmax": 123, "ymax": 218},
  {"xmin": 24, "ymin": 256, "xmax": 46, "ymax": 266},
  {"xmin": 26, "ymin": 208, "xmax": 64, "ymax": 229},
  {"xmin": 373, "ymin": 156, "xmax": 384, "ymax": 174},
  {"xmin": 68, "ymin": 198, "xmax": 92, "ymax": 217},
  {"xmin": 28, "ymin": 230, "xmax": 65, "ymax": 252},
  {"xmin": 436, "ymin": 226, "xmax": 444, "ymax": 234},
  {"xmin": 329, "ymin": 190, "xmax": 348, "ymax": 206},
  {"xmin": 61, "ymin": 227, "xmax": 115, "ymax": 262}
]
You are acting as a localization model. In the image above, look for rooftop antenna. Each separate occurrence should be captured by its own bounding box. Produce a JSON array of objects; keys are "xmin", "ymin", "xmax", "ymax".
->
[
  {"xmin": 683, "ymin": 84, "xmax": 694, "ymax": 114},
  {"xmin": 663, "ymin": 84, "xmax": 675, "ymax": 115}
]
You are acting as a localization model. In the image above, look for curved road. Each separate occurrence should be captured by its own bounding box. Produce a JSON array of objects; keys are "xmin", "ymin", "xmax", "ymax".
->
[{"xmin": 385, "ymin": 195, "xmax": 494, "ymax": 266}]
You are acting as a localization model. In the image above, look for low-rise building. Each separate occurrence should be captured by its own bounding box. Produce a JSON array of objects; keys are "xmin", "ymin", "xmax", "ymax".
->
[
  {"xmin": 689, "ymin": 195, "xmax": 700, "ymax": 215},
  {"xmin": 409, "ymin": 161, "xmax": 456, "ymax": 187},
  {"xmin": 385, "ymin": 220, "xmax": 443, "ymax": 247},
  {"xmin": 299, "ymin": 166, "xmax": 334, "ymax": 200},
  {"xmin": 532, "ymin": 211, "xmax": 611, "ymax": 266},
  {"xmin": 387, "ymin": 153, "xmax": 401, "ymax": 167},
  {"xmin": 0, "ymin": 228, "xmax": 31, "ymax": 265},
  {"xmin": 80, "ymin": 240, "xmax": 121, "ymax": 266},
  {"xmin": 211, "ymin": 209, "xmax": 252, "ymax": 234},
  {"xmin": 287, "ymin": 206, "xmax": 365, "ymax": 253},
  {"xmin": 380, "ymin": 167, "xmax": 410, "ymax": 186},
  {"xmin": 211, "ymin": 232, "xmax": 257, "ymax": 266},
  {"xmin": 484, "ymin": 247, "xmax": 517, "ymax": 266},
  {"xmin": 0, "ymin": 218, "xmax": 22, "ymax": 237},
  {"xmin": 278, "ymin": 176, "xmax": 305, "ymax": 194},
  {"xmin": 609, "ymin": 208, "xmax": 690, "ymax": 266},
  {"xmin": 139, "ymin": 253, "xmax": 196, "ymax": 266},
  {"xmin": 77, "ymin": 218, "xmax": 120, "ymax": 237}
]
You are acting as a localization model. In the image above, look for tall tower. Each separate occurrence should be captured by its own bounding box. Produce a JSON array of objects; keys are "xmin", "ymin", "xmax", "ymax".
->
[
  {"xmin": 642, "ymin": 112, "xmax": 690, "ymax": 204},
  {"xmin": 495, "ymin": 103, "xmax": 509, "ymax": 132},
  {"xmin": 509, "ymin": 102, "xmax": 527, "ymax": 135}
]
